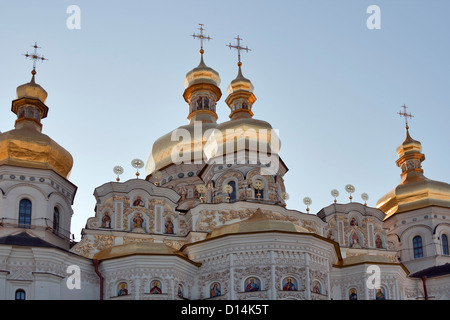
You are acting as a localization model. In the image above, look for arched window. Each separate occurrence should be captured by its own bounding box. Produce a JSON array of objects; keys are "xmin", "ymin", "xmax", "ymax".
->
[
  {"xmin": 442, "ymin": 234, "xmax": 449, "ymax": 256},
  {"xmin": 254, "ymin": 187, "xmax": 264, "ymax": 200},
  {"xmin": 413, "ymin": 236, "xmax": 423, "ymax": 259},
  {"xmin": 18, "ymin": 199, "xmax": 32, "ymax": 228},
  {"xmin": 15, "ymin": 289, "xmax": 26, "ymax": 300},
  {"xmin": 53, "ymin": 207, "xmax": 60, "ymax": 235},
  {"xmin": 228, "ymin": 181, "xmax": 236, "ymax": 202}
]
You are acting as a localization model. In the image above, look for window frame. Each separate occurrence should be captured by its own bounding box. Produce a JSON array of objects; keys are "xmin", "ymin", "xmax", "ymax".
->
[
  {"xmin": 413, "ymin": 235, "xmax": 423, "ymax": 259},
  {"xmin": 18, "ymin": 199, "xmax": 32, "ymax": 228}
]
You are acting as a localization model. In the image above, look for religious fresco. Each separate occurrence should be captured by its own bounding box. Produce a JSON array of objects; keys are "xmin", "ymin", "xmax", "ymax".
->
[
  {"xmin": 150, "ymin": 280, "xmax": 162, "ymax": 294},
  {"xmin": 118, "ymin": 282, "xmax": 128, "ymax": 296},
  {"xmin": 350, "ymin": 217, "xmax": 358, "ymax": 226},
  {"xmin": 349, "ymin": 288, "xmax": 357, "ymax": 300},
  {"xmin": 165, "ymin": 217, "xmax": 174, "ymax": 234},
  {"xmin": 210, "ymin": 282, "xmax": 221, "ymax": 298},
  {"xmin": 132, "ymin": 196, "xmax": 145, "ymax": 207},
  {"xmin": 132, "ymin": 213, "xmax": 145, "ymax": 231},
  {"xmin": 101, "ymin": 211, "xmax": 112, "ymax": 228},
  {"xmin": 350, "ymin": 232, "xmax": 361, "ymax": 248},
  {"xmin": 244, "ymin": 277, "xmax": 261, "ymax": 292},
  {"xmin": 375, "ymin": 288, "xmax": 386, "ymax": 300},
  {"xmin": 282, "ymin": 277, "xmax": 298, "ymax": 291},
  {"xmin": 375, "ymin": 234, "xmax": 383, "ymax": 248},
  {"xmin": 312, "ymin": 280, "xmax": 322, "ymax": 294},
  {"xmin": 177, "ymin": 284, "xmax": 184, "ymax": 298}
]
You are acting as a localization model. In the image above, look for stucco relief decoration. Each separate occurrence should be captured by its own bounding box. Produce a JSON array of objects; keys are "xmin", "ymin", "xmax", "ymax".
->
[
  {"xmin": 72, "ymin": 236, "xmax": 94, "ymax": 258},
  {"xmin": 93, "ymin": 234, "xmax": 114, "ymax": 251}
]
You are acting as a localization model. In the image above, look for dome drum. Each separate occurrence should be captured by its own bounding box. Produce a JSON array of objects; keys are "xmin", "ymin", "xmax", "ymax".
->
[{"xmin": 11, "ymin": 97, "xmax": 49, "ymax": 129}]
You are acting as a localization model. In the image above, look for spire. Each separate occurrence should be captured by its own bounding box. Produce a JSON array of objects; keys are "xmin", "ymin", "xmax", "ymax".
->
[
  {"xmin": 395, "ymin": 106, "xmax": 425, "ymax": 183},
  {"xmin": 225, "ymin": 35, "xmax": 256, "ymax": 120},
  {"xmin": 183, "ymin": 24, "xmax": 221, "ymax": 124}
]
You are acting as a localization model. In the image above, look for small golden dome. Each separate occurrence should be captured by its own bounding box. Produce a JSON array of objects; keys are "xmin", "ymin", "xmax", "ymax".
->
[
  {"xmin": 16, "ymin": 74, "xmax": 48, "ymax": 103},
  {"xmin": 227, "ymin": 65, "xmax": 254, "ymax": 94},
  {"xmin": 206, "ymin": 209, "xmax": 306, "ymax": 239},
  {"xmin": 184, "ymin": 55, "xmax": 221, "ymax": 88},
  {"xmin": 377, "ymin": 128, "xmax": 450, "ymax": 219}
]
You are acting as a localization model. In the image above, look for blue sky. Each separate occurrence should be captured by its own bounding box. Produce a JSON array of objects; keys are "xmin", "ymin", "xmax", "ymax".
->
[{"xmin": 0, "ymin": 1, "xmax": 449, "ymax": 240}]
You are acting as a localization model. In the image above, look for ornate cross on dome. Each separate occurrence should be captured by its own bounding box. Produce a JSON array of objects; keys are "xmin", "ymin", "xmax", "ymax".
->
[
  {"xmin": 191, "ymin": 23, "xmax": 212, "ymax": 55},
  {"xmin": 398, "ymin": 104, "xmax": 413, "ymax": 129},
  {"xmin": 227, "ymin": 35, "xmax": 251, "ymax": 66},
  {"xmin": 23, "ymin": 42, "xmax": 47, "ymax": 76}
]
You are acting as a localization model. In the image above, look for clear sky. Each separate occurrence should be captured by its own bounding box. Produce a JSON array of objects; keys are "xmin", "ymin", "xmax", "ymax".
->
[{"xmin": 0, "ymin": 1, "xmax": 449, "ymax": 241}]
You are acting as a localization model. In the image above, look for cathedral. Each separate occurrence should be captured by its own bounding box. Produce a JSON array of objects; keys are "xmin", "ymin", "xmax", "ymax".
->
[{"xmin": 0, "ymin": 31, "xmax": 449, "ymax": 301}]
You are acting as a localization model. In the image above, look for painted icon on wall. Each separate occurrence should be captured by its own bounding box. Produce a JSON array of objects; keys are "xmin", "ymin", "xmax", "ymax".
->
[
  {"xmin": 150, "ymin": 280, "xmax": 162, "ymax": 294},
  {"xmin": 101, "ymin": 211, "xmax": 111, "ymax": 228},
  {"xmin": 210, "ymin": 282, "xmax": 221, "ymax": 298},
  {"xmin": 312, "ymin": 281, "xmax": 322, "ymax": 294},
  {"xmin": 118, "ymin": 282, "xmax": 128, "ymax": 296},
  {"xmin": 282, "ymin": 277, "xmax": 298, "ymax": 291},
  {"xmin": 165, "ymin": 217, "xmax": 174, "ymax": 234},
  {"xmin": 375, "ymin": 288, "xmax": 386, "ymax": 300},
  {"xmin": 133, "ymin": 196, "xmax": 145, "ymax": 207},
  {"xmin": 244, "ymin": 277, "xmax": 261, "ymax": 292},
  {"xmin": 349, "ymin": 288, "xmax": 358, "ymax": 300}
]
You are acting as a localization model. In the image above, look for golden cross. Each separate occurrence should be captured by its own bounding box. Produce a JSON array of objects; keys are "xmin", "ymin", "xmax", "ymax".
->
[
  {"xmin": 191, "ymin": 24, "xmax": 212, "ymax": 54},
  {"xmin": 227, "ymin": 35, "xmax": 251, "ymax": 66},
  {"xmin": 23, "ymin": 42, "xmax": 47, "ymax": 75},
  {"xmin": 398, "ymin": 104, "xmax": 413, "ymax": 129}
]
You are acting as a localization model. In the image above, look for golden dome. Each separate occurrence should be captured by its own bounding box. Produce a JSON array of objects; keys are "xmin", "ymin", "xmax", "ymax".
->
[
  {"xmin": 16, "ymin": 74, "xmax": 48, "ymax": 103},
  {"xmin": 0, "ymin": 122, "xmax": 74, "ymax": 178},
  {"xmin": 206, "ymin": 209, "xmax": 306, "ymax": 239},
  {"xmin": 184, "ymin": 54, "xmax": 221, "ymax": 88},
  {"xmin": 209, "ymin": 117, "xmax": 281, "ymax": 159},
  {"xmin": 0, "ymin": 75, "xmax": 73, "ymax": 179},
  {"xmin": 227, "ymin": 65, "xmax": 254, "ymax": 94},
  {"xmin": 377, "ymin": 128, "xmax": 450, "ymax": 219},
  {"xmin": 145, "ymin": 122, "xmax": 218, "ymax": 173}
]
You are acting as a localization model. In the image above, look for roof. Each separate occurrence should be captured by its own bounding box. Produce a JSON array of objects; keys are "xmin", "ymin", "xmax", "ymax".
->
[
  {"xmin": 0, "ymin": 231, "xmax": 68, "ymax": 251},
  {"xmin": 92, "ymin": 242, "xmax": 201, "ymax": 267},
  {"xmin": 333, "ymin": 254, "xmax": 409, "ymax": 274},
  {"xmin": 409, "ymin": 263, "xmax": 450, "ymax": 279},
  {"xmin": 205, "ymin": 208, "xmax": 308, "ymax": 239}
]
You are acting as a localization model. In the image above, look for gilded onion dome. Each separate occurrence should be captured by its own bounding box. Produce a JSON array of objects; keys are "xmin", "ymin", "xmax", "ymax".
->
[
  {"xmin": 145, "ymin": 52, "xmax": 221, "ymax": 174},
  {"xmin": 206, "ymin": 63, "xmax": 281, "ymax": 161},
  {"xmin": 377, "ymin": 127, "xmax": 450, "ymax": 219},
  {"xmin": 0, "ymin": 72, "xmax": 73, "ymax": 178}
]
